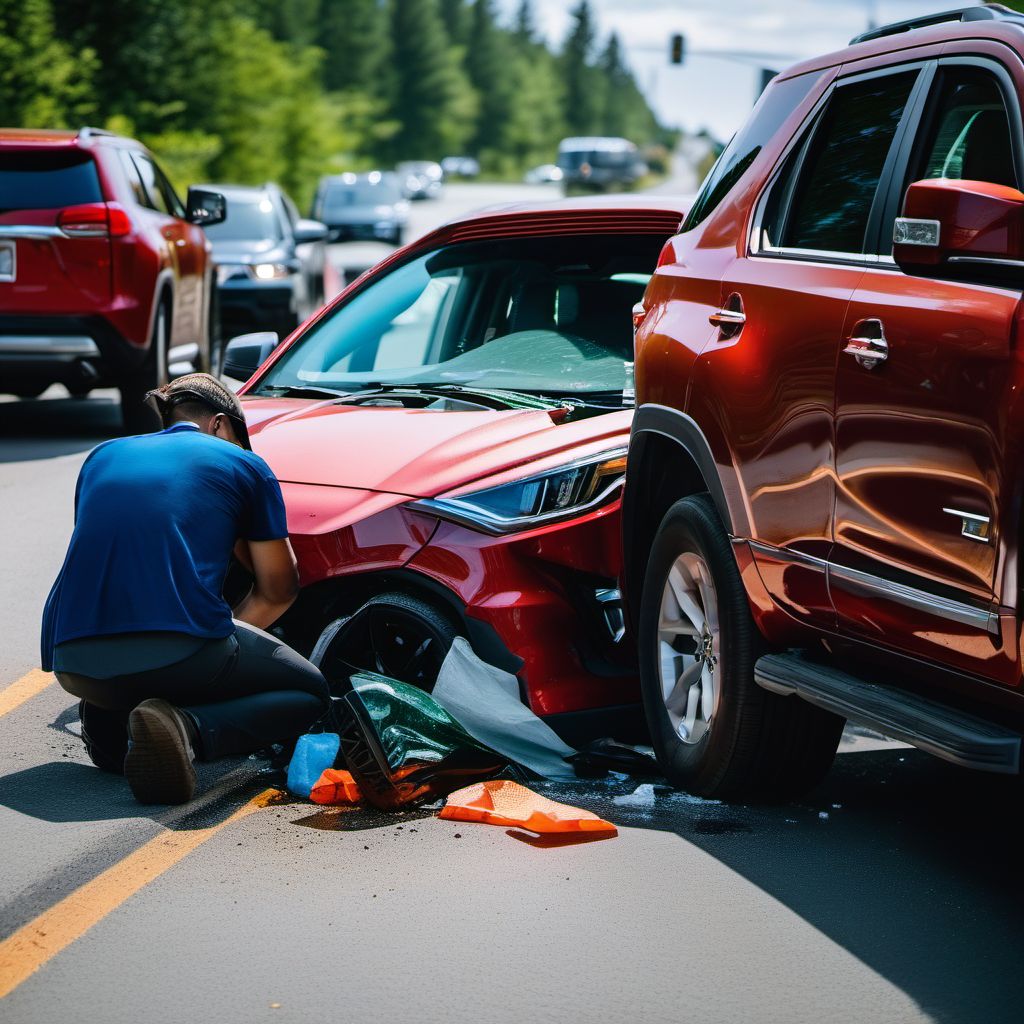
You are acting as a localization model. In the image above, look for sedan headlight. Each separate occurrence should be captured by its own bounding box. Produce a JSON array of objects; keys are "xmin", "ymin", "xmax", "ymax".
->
[{"xmin": 410, "ymin": 449, "xmax": 627, "ymax": 535}]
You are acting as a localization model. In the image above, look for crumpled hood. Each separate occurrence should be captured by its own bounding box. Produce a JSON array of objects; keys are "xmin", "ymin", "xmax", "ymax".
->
[{"xmin": 242, "ymin": 396, "xmax": 631, "ymax": 499}]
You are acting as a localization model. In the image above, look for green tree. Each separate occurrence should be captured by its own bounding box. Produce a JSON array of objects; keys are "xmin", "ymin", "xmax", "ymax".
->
[
  {"xmin": 383, "ymin": 0, "xmax": 477, "ymax": 159},
  {"xmin": 0, "ymin": 0, "xmax": 97, "ymax": 126},
  {"xmin": 513, "ymin": 0, "xmax": 538, "ymax": 47},
  {"xmin": 465, "ymin": 0, "xmax": 513, "ymax": 160},
  {"xmin": 599, "ymin": 33, "xmax": 630, "ymax": 137},
  {"xmin": 317, "ymin": 0, "xmax": 388, "ymax": 93},
  {"xmin": 561, "ymin": 0, "xmax": 601, "ymax": 136},
  {"xmin": 439, "ymin": 0, "xmax": 469, "ymax": 47}
]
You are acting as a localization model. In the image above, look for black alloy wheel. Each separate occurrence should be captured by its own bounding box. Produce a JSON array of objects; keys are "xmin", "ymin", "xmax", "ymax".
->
[{"xmin": 312, "ymin": 592, "xmax": 459, "ymax": 694}]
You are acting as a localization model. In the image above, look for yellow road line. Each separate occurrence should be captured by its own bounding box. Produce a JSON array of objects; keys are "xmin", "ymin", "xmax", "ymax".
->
[
  {"xmin": 0, "ymin": 670, "xmax": 54, "ymax": 719},
  {"xmin": 0, "ymin": 788, "xmax": 279, "ymax": 1000}
]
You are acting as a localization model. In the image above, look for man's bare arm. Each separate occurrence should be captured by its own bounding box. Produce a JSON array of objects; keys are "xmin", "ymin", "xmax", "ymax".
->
[{"xmin": 232, "ymin": 538, "xmax": 300, "ymax": 629}]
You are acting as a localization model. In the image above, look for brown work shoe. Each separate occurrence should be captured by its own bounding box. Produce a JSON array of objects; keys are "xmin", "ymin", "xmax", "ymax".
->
[{"xmin": 124, "ymin": 699, "xmax": 198, "ymax": 805}]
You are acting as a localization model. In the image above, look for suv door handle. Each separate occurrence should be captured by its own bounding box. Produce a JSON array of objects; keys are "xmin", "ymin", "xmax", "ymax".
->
[
  {"xmin": 844, "ymin": 319, "xmax": 888, "ymax": 369},
  {"xmin": 709, "ymin": 309, "xmax": 746, "ymax": 329}
]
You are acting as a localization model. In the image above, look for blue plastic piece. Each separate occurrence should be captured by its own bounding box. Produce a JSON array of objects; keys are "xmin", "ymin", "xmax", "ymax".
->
[{"xmin": 287, "ymin": 732, "xmax": 341, "ymax": 798}]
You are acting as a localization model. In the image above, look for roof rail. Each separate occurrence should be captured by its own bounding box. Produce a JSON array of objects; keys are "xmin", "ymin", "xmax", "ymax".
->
[
  {"xmin": 850, "ymin": 4, "xmax": 1021, "ymax": 46},
  {"xmin": 76, "ymin": 126, "xmax": 116, "ymax": 141}
]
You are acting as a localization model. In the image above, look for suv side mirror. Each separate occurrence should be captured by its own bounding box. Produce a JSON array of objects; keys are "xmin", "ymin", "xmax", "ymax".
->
[
  {"xmin": 223, "ymin": 331, "xmax": 279, "ymax": 382},
  {"xmin": 186, "ymin": 187, "xmax": 227, "ymax": 227},
  {"xmin": 294, "ymin": 218, "xmax": 329, "ymax": 244},
  {"xmin": 894, "ymin": 178, "xmax": 1024, "ymax": 274}
]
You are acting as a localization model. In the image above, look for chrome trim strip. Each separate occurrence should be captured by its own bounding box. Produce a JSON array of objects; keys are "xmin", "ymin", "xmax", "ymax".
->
[
  {"xmin": 0, "ymin": 225, "xmax": 64, "ymax": 239},
  {"xmin": 942, "ymin": 507, "xmax": 992, "ymax": 544},
  {"xmin": 748, "ymin": 540, "xmax": 997, "ymax": 633},
  {"xmin": 0, "ymin": 335, "xmax": 100, "ymax": 356},
  {"xmin": 947, "ymin": 256, "xmax": 1024, "ymax": 268},
  {"xmin": 829, "ymin": 563, "xmax": 996, "ymax": 634}
]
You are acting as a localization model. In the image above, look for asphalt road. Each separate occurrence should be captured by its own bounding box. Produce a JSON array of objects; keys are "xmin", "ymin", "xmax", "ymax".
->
[{"xmin": 3, "ymin": 181, "xmax": 1024, "ymax": 1024}]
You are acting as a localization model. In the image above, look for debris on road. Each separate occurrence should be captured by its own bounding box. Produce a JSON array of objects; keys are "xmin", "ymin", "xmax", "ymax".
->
[
  {"xmin": 440, "ymin": 780, "xmax": 617, "ymax": 838},
  {"xmin": 310, "ymin": 769, "xmax": 362, "ymax": 805},
  {"xmin": 286, "ymin": 732, "xmax": 340, "ymax": 799}
]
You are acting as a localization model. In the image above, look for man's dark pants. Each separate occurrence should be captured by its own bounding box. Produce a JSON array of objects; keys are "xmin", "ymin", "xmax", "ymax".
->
[{"xmin": 57, "ymin": 623, "xmax": 331, "ymax": 773}]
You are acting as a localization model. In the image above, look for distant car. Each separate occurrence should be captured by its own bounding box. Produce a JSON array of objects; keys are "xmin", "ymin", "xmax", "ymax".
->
[
  {"xmin": 311, "ymin": 172, "xmax": 408, "ymax": 245},
  {"xmin": 397, "ymin": 160, "xmax": 444, "ymax": 200},
  {"xmin": 201, "ymin": 183, "xmax": 327, "ymax": 342},
  {"xmin": 557, "ymin": 137, "xmax": 647, "ymax": 193},
  {"xmin": 441, "ymin": 156, "xmax": 480, "ymax": 179},
  {"xmin": 524, "ymin": 163, "xmax": 564, "ymax": 184},
  {"xmin": 0, "ymin": 126, "xmax": 225, "ymax": 430}
]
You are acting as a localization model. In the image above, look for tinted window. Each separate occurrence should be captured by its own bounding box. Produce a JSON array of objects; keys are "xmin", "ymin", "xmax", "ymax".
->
[
  {"xmin": 118, "ymin": 149, "xmax": 149, "ymax": 206},
  {"xmin": 683, "ymin": 71, "xmax": 820, "ymax": 231},
  {"xmin": 0, "ymin": 151, "xmax": 101, "ymax": 213},
  {"xmin": 783, "ymin": 72, "xmax": 917, "ymax": 253},
  {"xmin": 323, "ymin": 180, "xmax": 401, "ymax": 206},
  {"xmin": 131, "ymin": 153, "xmax": 170, "ymax": 215},
  {"xmin": 918, "ymin": 68, "xmax": 1015, "ymax": 188}
]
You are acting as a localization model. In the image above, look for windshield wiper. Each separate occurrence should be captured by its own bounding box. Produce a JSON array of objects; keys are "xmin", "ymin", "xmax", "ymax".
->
[
  {"xmin": 256, "ymin": 384, "xmax": 359, "ymax": 400},
  {"xmin": 373, "ymin": 382, "xmax": 583, "ymax": 410}
]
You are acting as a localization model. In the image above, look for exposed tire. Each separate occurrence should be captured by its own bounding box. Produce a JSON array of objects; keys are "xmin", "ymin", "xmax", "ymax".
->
[
  {"xmin": 120, "ymin": 297, "xmax": 170, "ymax": 434},
  {"xmin": 638, "ymin": 494, "xmax": 844, "ymax": 801},
  {"xmin": 311, "ymin": 592, "xmax": 459, "ymax": 694}
]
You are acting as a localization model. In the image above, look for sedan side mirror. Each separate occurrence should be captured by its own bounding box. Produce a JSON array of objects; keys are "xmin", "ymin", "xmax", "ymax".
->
[
  {"xmin": 294, "ymin": 218, "xmax": 329, "ymax": 244},
  {"xmin": 186, "ymin": 187, "xmax": 227, "ymax": 227},
  {"xmin": 894, "ymin": 178, "xmax": 1024, "ymax": 275},
  {"xmin": 223, "ymin": 331, "xmax": 279, "ymax": 382}
]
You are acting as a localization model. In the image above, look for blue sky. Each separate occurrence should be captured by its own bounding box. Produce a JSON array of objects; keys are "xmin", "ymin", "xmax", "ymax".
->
[{"xmin": 499, "ymin": 1, "xmax": 984, "ymax": 139}]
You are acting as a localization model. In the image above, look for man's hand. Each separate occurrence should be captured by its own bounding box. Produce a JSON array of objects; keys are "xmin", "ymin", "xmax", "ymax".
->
[{"xmin": 232, "ymin": 538, "xmax": 300, "ymax": 630}]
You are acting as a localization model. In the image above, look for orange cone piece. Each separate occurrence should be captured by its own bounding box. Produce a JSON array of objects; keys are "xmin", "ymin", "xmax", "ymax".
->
[
  {"xmin": 439, "ymin": 780, "xmax": 617, "ymax": 836},
  {"xmin": 310, "ymin": 768, "xmax": 363, "ymax": 805}
]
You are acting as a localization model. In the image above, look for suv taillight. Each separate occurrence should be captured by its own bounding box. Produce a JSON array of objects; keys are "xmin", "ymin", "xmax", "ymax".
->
[{"xmin": 57, "ymin": 202, "xmax": 131, "ymax": 238}]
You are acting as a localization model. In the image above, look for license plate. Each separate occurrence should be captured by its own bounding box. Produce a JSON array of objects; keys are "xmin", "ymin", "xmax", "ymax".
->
[{"xmin": 0, "ymin": 241, "xmax": 13, "ymax": 282}]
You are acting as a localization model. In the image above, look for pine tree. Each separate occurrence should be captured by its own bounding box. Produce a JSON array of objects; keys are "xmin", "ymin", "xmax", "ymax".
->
[
  {"xmin": 513, "ymin": 0, "xmax": 537, "ymax": 47},
  {"xmin": 465, "ymin": 0, "xmax": 512, "ymax": 158},
  {"xmin": 562, "ymin": 0, "xmax": 601, "ymax": 136},
  {"xmin": 600, "ymin": 33, "xmax": 629, "ymax": 137},
  {"xmin": 384, "ymin": 0, "xmax": 477, "ymax": 160},
  {"xmin": 317, "ymin": 0, "xmax": 388, "ymax": 93},
  {"xmin": 439, "ymin": 0, "xmax": 469, "ymax": 47}
]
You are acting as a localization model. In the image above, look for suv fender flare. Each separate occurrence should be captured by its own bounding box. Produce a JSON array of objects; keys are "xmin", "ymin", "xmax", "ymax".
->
[
  {"xmin": 627, "ymin": 404, "xmax": 750, "ymax": 539},
  {"xmin": 142, "ymin": 270, "xmax": 174, "ymax": 352}
]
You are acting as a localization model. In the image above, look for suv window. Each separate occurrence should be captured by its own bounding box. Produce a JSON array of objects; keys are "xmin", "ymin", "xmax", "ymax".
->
[
  {"xmin": 0, "ymin": 151, "xmax": 102, "ymax": 213},
  {"xmin": 117, "ymin": 149, "xmax": 149, "ymax": 206},
  {"xmin": 131, "ymin": 153, "xmax": 184, "ymax": 218},
  {"xmin": 917, "ymin": 67, "xmax": 1016, "ymax": 188},
  {"xmin": 780, "ymin": 71, "xmax": 918, "ymax": 254},
  {"xmin": 682, "ymin": 70, "xmax": 821, "ymax": 231}
]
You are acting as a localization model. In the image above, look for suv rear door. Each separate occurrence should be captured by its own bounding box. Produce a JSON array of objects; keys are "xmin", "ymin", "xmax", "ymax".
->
[
  {"xmin": 0, "ymin": 147, "xmax": 113, "ymax": 314},
  {"xmin": 831, "ymin": 56, "xmax": 1024, "ymax": 687}
]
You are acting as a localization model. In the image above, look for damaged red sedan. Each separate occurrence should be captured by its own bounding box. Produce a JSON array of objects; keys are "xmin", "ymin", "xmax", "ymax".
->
[{"xmin": 235, "ymin": 196, "xmax": 686, "ymax": 739}]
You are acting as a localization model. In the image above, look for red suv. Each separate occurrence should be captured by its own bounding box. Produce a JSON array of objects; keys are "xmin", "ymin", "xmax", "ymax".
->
[
  {"xmin": 0, "ymin": 128, "xmax": 225, "ymax": 430},
  {"xmin": 626, "ymin": 3, "xmax": 1024, "ymax": 798}
]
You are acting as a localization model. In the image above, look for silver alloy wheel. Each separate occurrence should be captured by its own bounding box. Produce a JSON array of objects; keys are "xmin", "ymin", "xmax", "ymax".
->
[{"xmin": 657, "ymin": 552, "xmax": 721, "ymax": 744}]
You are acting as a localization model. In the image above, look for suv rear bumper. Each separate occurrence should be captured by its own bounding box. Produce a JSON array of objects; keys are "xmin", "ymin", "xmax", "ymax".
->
[{"xmin": 0, "ymin": 314, "xmax": 147, "ymax": 391}]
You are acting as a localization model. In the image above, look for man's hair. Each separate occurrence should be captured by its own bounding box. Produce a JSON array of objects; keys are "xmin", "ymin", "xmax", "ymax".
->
[{"xmin": 166, "ymin": 399, "xmax": 219, "ymax": 426}]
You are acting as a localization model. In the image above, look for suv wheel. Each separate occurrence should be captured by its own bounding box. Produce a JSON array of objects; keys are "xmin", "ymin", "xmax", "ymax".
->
[
  {"xmin": 638, "ymin": 494, "xmax": 844, "ymax": 800},
  {"xmin": 120, "ymin": 298, "xmax": 169, "ymax": 434}
]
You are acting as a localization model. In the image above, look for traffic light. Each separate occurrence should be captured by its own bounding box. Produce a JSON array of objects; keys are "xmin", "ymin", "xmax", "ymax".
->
[{"xmin": 670, "ymin": 33, "xmax": 686, "ymax": 65}]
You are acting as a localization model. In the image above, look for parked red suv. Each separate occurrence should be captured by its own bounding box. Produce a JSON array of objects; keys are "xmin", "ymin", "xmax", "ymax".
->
[
  {"xmin": 0, "ymin": 128, "xmax": 225, "ymax": 429},
  {"xmin": 626, "ymin": 3, "xmax": 1024, "ymax": 798}
]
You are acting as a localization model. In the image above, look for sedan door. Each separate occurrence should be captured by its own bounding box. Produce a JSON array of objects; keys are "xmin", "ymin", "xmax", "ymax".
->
[{"xmin": 831, "ymin": 59, "xmax": 1024, "ymax": 687}]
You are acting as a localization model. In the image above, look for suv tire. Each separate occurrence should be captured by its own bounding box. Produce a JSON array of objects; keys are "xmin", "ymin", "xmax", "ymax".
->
[
  {"xmin": 638, "ymin": 494, "xmax": 844, "ymax": 800},
  {"xmin": 120, "ymin": 297, "xmax": 168, "ymax": 434}
]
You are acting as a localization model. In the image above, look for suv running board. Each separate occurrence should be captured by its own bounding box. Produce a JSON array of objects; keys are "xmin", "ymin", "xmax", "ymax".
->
[{"xmin": 754, "ymin": 653, "xmax": 1021, "ymax": 774}]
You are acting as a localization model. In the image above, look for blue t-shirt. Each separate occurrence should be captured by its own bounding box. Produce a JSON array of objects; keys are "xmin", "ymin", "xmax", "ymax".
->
[{"xmin": 40, "ymin": 422, "xmax": 288, "ymax": 671}]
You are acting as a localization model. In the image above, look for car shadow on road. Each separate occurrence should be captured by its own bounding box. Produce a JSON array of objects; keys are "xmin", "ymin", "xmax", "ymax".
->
[
  {"xmin": 0, "ymin": 391, "xmax": 121, "ymax": 463},
  {"xmin": 545, "ymin": 745, "xmax": 1024, "ymax": 1024}
]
